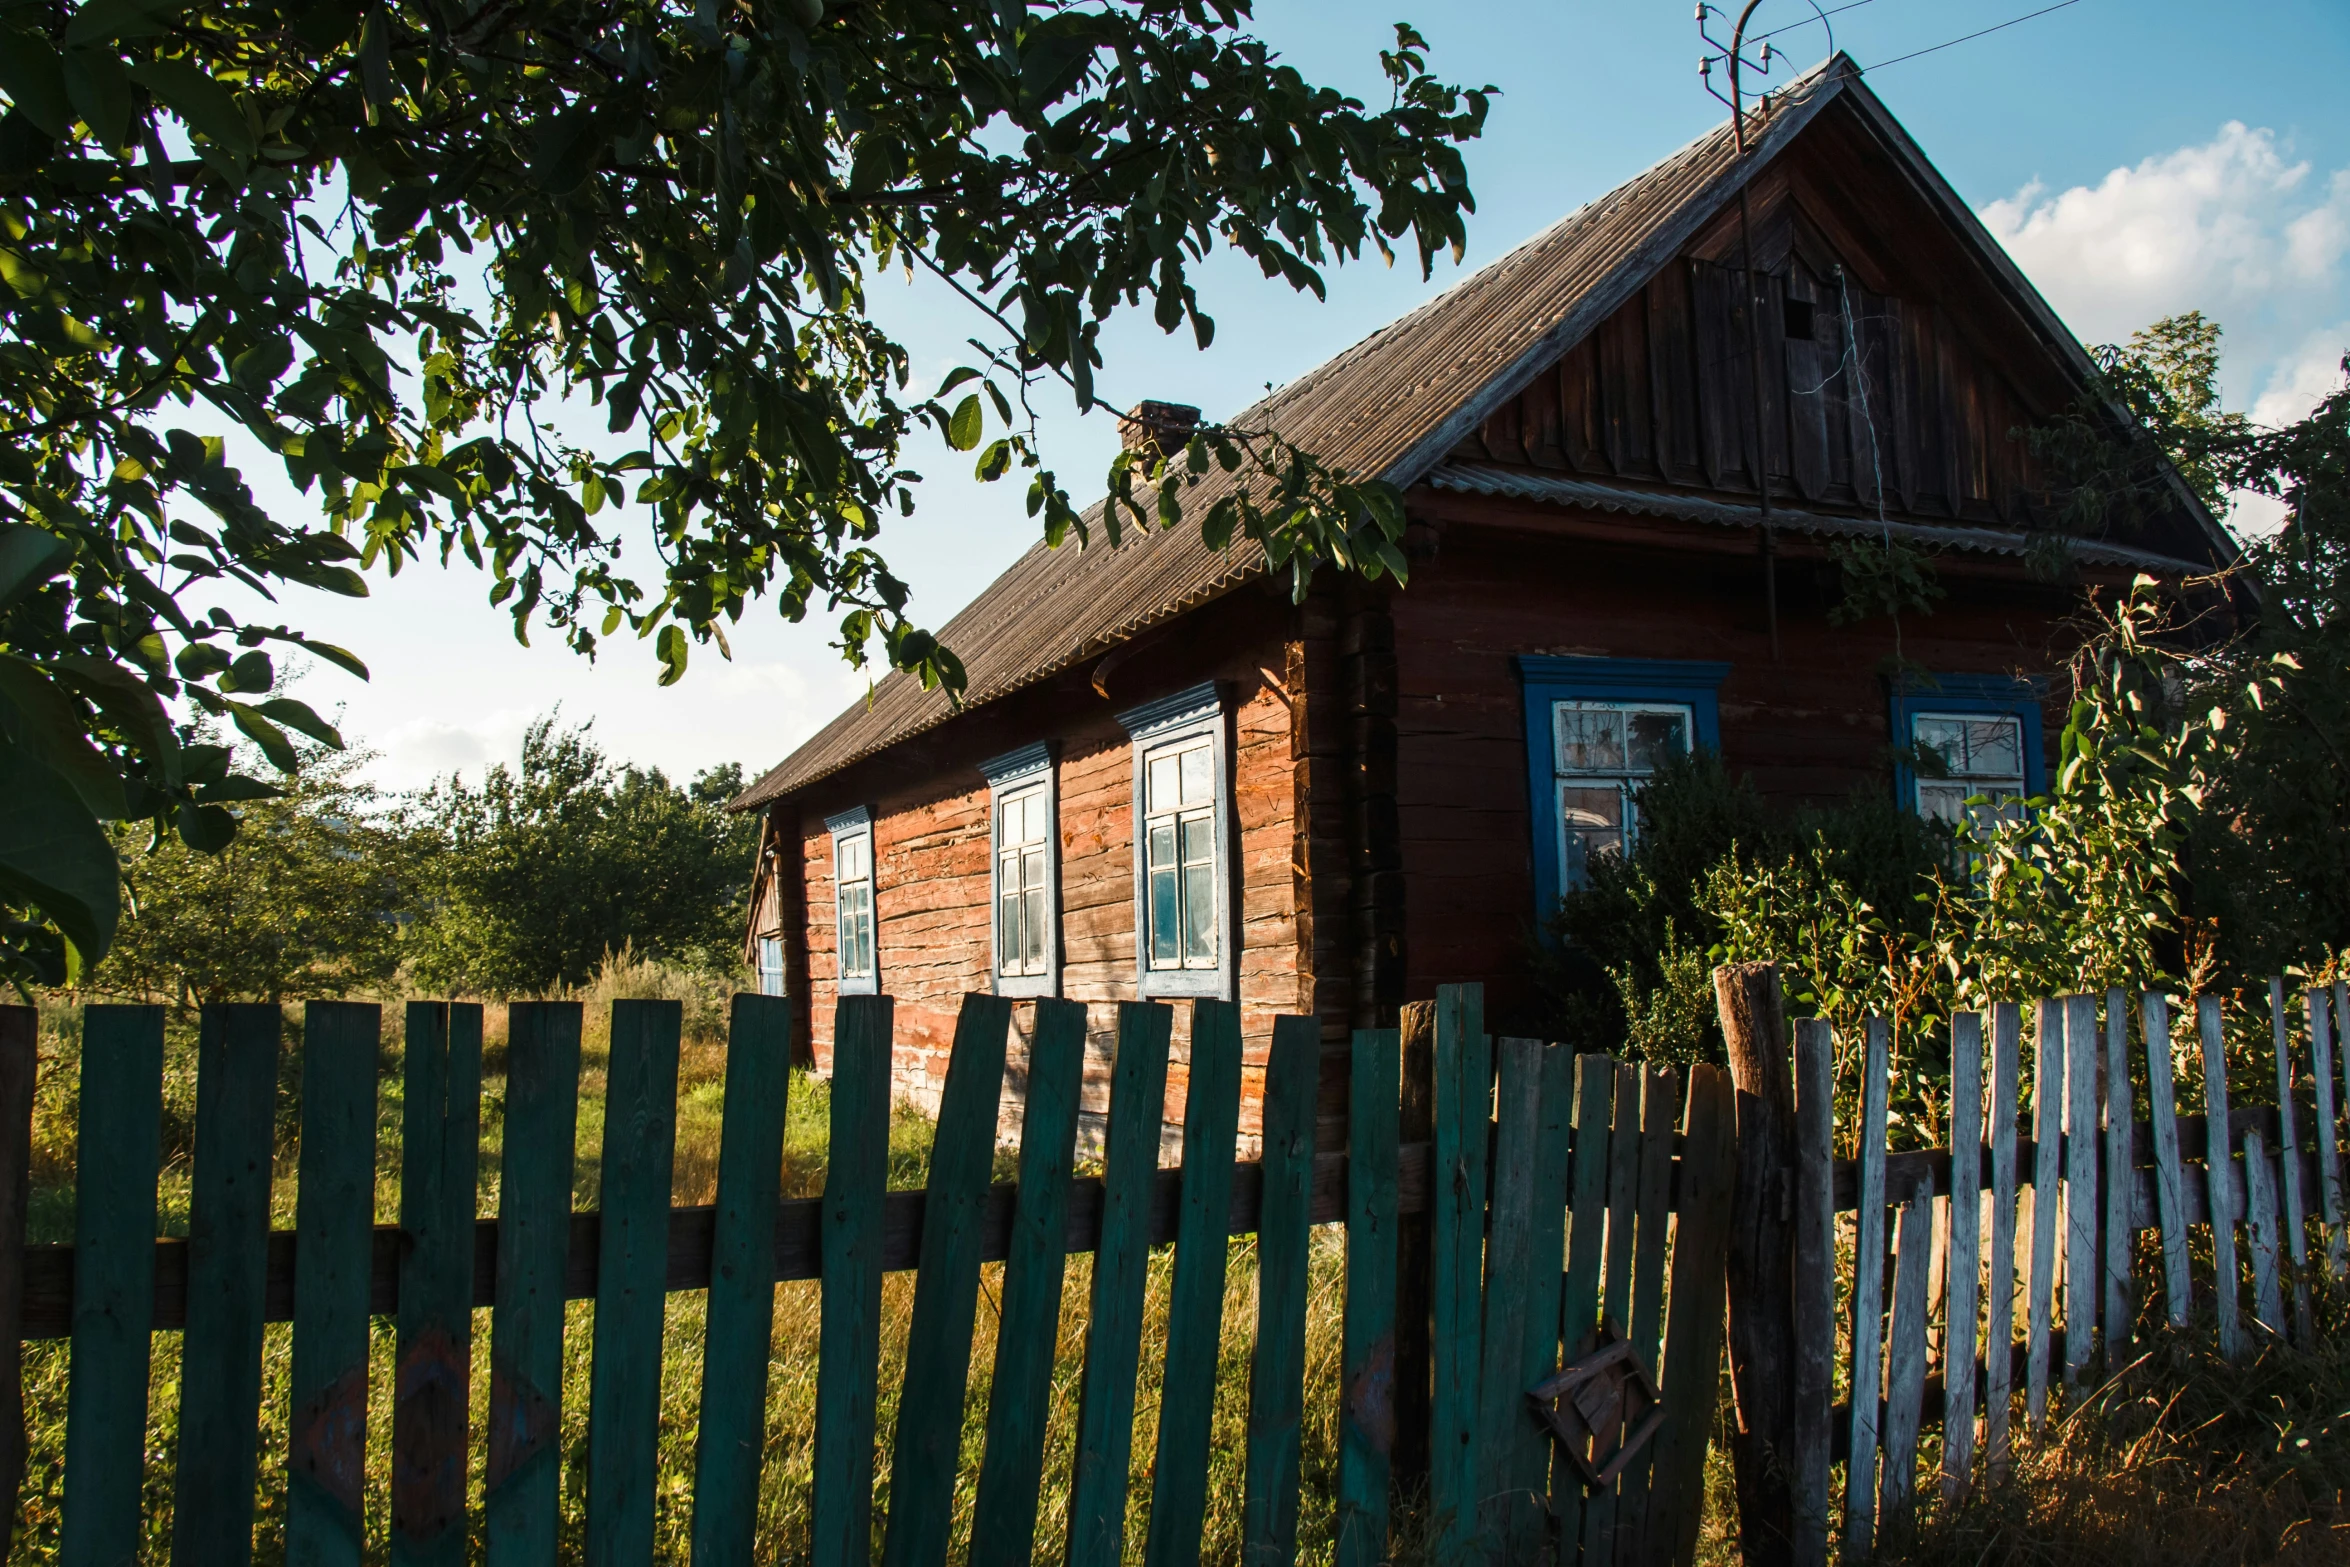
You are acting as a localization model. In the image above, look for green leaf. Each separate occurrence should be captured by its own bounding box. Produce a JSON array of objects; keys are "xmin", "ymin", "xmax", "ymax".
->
[
  {"xmin": 53, "ymin": 652, "xmax": 177, "ymax": 772},
  {"xmin": 255, "ymin": 697, "xmax": 343, "ymax": 750},
  {"xmin": 287, "ymin": 637, "xmax": 369, "ymax": 681},
  {"xmin": 193, "ymin": 774, "xmax": 282, "ymax": 803},
  {"xmin": 0, "ymin": 654, "xmax": 127, "ymax": 819},
  {"xmin": 0, "ymin": 30, "xmax": 72, "ymax": 140},
  {"xmin": 221, "ymin": 649, "xmax": 274, "ymax": 693},
  {"xmin": 228, "ymin": 702, "xmax": 300, "ymax": 772},
  {"xmin": 61, "ymin": 46, "xmax": 133, "ymax": 151},
  {"xmin": 176, "ymin": 801, "xmax": 236, "ymax": 851},
  {"xmin": 656, "ymin": 623, "xmax": 687, "ymax": 686},
  {"xmin": 947, "ymin": 394, "xmax": 983, "ymax": 452},
  {"xmin": 227, "ymin": 332, "xmax": 292, "ymax": 392},
  {"xmin": 0, "ymin": 737, "xmax": 120, "ymax": 965},
  {"xmin": 124, "ymin": 58, "xmax": 253, "ymax": 158},
  {"xmin": 0, "ymin": 523, "xmax": 73, "ymax": 614},
  {"xmin": 62, "ymin": 0, "xmax": 179, "ymax": 44}
]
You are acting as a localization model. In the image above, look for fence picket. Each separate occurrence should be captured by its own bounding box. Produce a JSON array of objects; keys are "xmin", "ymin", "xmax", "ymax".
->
[
  {"xmin": 2025, "ymin": 999, "xmax": 2063, "ymax": 1432},
  {"xmin": 969, "ymin": 997, "xmax": 1090, "ymax": 1567},
  {"xmin": 2267, "ymin": 981, "xmax": 2315, "ymax": 1344},
  {"xmin": 0, "ymin": 1006, "xmax": 30, "ymax": 1543},
  {"xmin": 881, "ymin": 994, "xmax": 1013, "ymax": 1567},
  {"xmin": 690, "ymin": 993, "xmax": 794, "ymax": 1567},
  {"xmin": 60, "ymin": 1005, "xmax": 166, "ymax": 1567},
  {"xmin": 1241, "ymin": 1017, "xmax": 1320, "ymax": 1567},
  {"xmin": 1880, "ymin": 1175, "xmax": 1935, "ymax": 1532},
  {"xmin": 485, "ymin": 1001, "xmax": 583, "ymax": 1567},
  {"xmin": 1648, "ymin": 1066, "xmax": 1737, "ymax": 1567},
  {"xmin": 1143, "ymin": 999, "xmax": 1247, "ymax": 1567},
  {"xmin": 394, "ymin": 1003, "xmax": 482, "ymax": 1567},
  {"xmin": 1789, "ymin": 1027, "xmax": 1833, "ymax": 1567},
  {"xmin": 1943, "ymin": 1012, "xmax": 1983, "ymax": 1502},
  {"xmin": 2309, "ymin": 989, "xmax": 2348, "ymax": 1283},
  {"xmin": 1842, "ymin": 1017, "xmax": 1890, "ymax": 1559},
  {"xmin": 2244, "ymin": 1129, "xmax": 2285, "ymax": 1335},
  {"xmin": 1064, "ymin": 1001, "xmax": 1173, "ymax": 1567},
  {"xmin": 1551, "ymin": 1050, "xmax": 1613, "ymax": 1552},
  {"xmin": 1984, "ymin": 1003, "xmax": 2020, "ymax": 1480},
  {"xmin": 812, "ymin": 995, "xmax": 896, "ymax": 1567},
  {"xmin": 1336, "ymin": 1026, "xmax": 1400, "ymax": 1567},
  {"xmin": 171, "ymin": 1003, "xmax": 283, "ymax": 1567},
  {"xmin": 1515, "ymin": 1045, "xmax": 1575, "ymax": 1566},
  {"xmin": 1429, "ymin": 983, "xmax": 1491, "ymax": 1563},
  {"xmin": 286, "ymin": 1002, "xmax": 381, "ymax": 1567},
  {"xmin": 2199, "ymin": 995, "xmax": 2245, "ymax": 1361},
  {"xmin": 2101, "ymin": 992, "xmax": 2135, "ymax": 1361},
  {"xmin": 1473, "ymin": 1037, "xmax": 1545, "ymax": 1559},
  {"xmin": 2062, "ymin": 994, "xmax": 2100, "ymax": 1386},
  {"xmin": 585, "ymin": 1001, "xmax": 684, "ymax": 1567},
  {"xmin": 1577, "ymin": 1057, "xmax": 1646, "ymax": 1567},
  {"xmin": 2142, "ymin": 993, "xmax": 2191, "ymax": 1326}
]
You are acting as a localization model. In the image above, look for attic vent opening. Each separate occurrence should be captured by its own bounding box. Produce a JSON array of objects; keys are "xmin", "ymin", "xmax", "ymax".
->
[
  {"xmin": 1783, "ymin": 297, "xmax": 1816, "ymax": 342},
  {"xmin": 1119, "ymin": 401, "xmax": 1202, "ymax": 464}
]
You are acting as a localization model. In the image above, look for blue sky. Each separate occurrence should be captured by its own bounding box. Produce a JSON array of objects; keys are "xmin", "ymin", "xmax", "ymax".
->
[{"xmin": 269, "ymin": 0, "xmax": 2350, "ymax": 793}]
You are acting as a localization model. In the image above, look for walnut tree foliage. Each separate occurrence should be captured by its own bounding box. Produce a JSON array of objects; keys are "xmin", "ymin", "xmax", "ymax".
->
[{"xmin": 0, "ymin": 0, "xmax": 1491, "ymax": 988}]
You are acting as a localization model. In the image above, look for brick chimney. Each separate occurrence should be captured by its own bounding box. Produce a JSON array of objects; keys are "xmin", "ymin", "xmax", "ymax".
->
[{"xmin": 1117, "ymin": 400, "xmax": 1201, "ymax": 464}]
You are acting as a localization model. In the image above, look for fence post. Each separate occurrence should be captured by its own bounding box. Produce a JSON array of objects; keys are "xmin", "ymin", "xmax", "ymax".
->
[
  {"xmin": 1715, "ymin": 962, "xmax": 1798, "ymax": 1567},
  {"xmin": 1392, "ymin": 999, "xmax": 1435, "ymax": 1489},
  {"xmin": 0, "ymin": 1005, "xmax": 32, "ymax": 1553}
]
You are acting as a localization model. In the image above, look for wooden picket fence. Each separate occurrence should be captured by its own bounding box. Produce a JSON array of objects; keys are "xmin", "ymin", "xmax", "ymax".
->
[
  {"xmin": 0, "ymin": 983, "xmax": 1741, "ymax": 1567},
  {"xmin": 1785, "ymin": 979, "xmax": 2350, "ymax": 1563}
]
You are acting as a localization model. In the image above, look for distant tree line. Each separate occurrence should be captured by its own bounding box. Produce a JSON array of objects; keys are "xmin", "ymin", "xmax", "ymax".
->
[{"xmin": 96, "ymin": 716, "xmax": 756, "ymax": 1006}]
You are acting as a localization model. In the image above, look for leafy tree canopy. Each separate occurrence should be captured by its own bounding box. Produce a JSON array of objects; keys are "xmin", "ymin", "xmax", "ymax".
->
[{"xmin": 0, "ymin": 0, "xmax": 1492, "ymax": 988}]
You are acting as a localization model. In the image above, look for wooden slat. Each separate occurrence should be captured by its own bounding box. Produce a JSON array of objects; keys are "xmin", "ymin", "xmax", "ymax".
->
[
  {"xmin": 1789, "ymin": 1025, "xmax": 1833, "ymax": 1567},
  {"xmin": 60, "ymin": 1005, "xmax": 165, "ymax": 1567},
  {"xmin": 0, "ymin": 1007, "xmax": 29, "ymax": 1549},
  {"xmin": 1063, "ymin": 1001, "xmax": 1173, "ymax": 1567},
  {"xmin": 1336, "ymin": 1026, "xmax": 1400, "ymax": 1567},
  {"xmin": 1880, "ymin": 1175, "xmax": 1935, "ymax": 1531},
  {"xmin": 1984, "ymin": 1003, "xmax": 2020, "ymax": 1479},
  {"xmin": 170, "ymin": 1003, "xmax": 283, "ymax": 1567},
  {"xmin": 2267, "ymin": 982, "xmax": 2314, "ymax": 1344},
  {"xmin": 1943, "ymin": 1012, "xmax": 1983, "ymax": 1502},
  {"xmin": 969, "ymin": 997, "xmax": 1090, "ymax": 1567},
  {"xmin": 1240, "ymin": 1017, "xmax": 1321, "ymax": 1567},
  {"xmin": 1619, "ymin": 1064, "xmax": 1684, "ymax": 1567},
  {"xmin": 1472, "ymin": 1037, "xmax": 1544, "ymax": 1559},
  {"xmin": 691, "ymin": 993, "xmax": 794, "ymax": 1567},
  {"xmin": 1393, "ymin": 1003, "xmax": 1435, "ymax": 1488},
  {"xmin": 1579, "ymin": 1056, "xmax": 1645, "ymax": 1567},
  {"xmin": 1648, "ymin": 1065, "xmax": 1736, "ymax": 1567},
  {"xmin": 584, "ymin": 1001, "xmax": 683, "ymax": 1566},
  {"xmin": 1843, "ymin": 1016, "xmax": 1890, "ymax": 1559},
  {"xmin": 2199, "ymin": 995, "xmax": 2244, "ymax": 1361},
  {"xmin": 1514, "ymin": 1045, "xmax": 1576, "ymax": 1566},
  {"xmin": 394, "ymin": 1003, "xmax": 482, "ymax": 1567},
  {"xmin": 286, "ymin": 1002, "xmax": 381, "ymax": 1567},
  {"xmin": 811, "ymin": 994, "xmax": 895, "ymax": 1567},
  {"xmin": 2244, "ymin": 1128, "xmax": 2285, "ymax": 1334},
  {"xmin": 2025, "ymin": 999, "xmax": 2062, "ymax": 1432},
  {"xmin": 485, "ymin": 1001, "xmax": 583, "ymax": 1567},
  {"xmin": 2142, "ymin": 993, "xmax": 2192, "ymax": 1326},
  {"xmin": 881, "ymin": 995, "xmax": 1012, "ymax": 1567},
  {"xmin": 1143, "ymin": 1000, "xmax": 1247, "ymax": 1567},
  {"xmin": 2061, "ymin": 994, "xmax": 2099, "ymax": 1387},
  {"xmin": 2307, "ymin": 988, "xmax": 2347, "ymax": 1282},
  {"xmin": 1552, "ymin": 1050, "xmax": 1613, "ymax": 1551},
  {"xmin": 2101, "ymin": 993, "xmax": 2135, "ymax": 1358},
  {"xmin": 1427, "ymin": 983, "xmax": 1490, "ymax": 1563}
]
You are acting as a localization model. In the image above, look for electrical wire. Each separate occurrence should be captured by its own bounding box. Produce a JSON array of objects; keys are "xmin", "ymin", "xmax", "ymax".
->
[
  {"xmin": 1860, "ymin": 0, "xmax": 2084, "ymax": 73},
  {"xmin": 1744, "ymin": 0, "xmax": 1881, "ymax": 48}
]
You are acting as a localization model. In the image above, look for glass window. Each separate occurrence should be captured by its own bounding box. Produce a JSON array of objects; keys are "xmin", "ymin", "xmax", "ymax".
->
[
  {"xmin": 1141, "ymin": 733, "xmax": 1219, "ymax": 971},
  {"xmin": 1552, "ymin": 700, "xmax": 1693, "ymax": 888},
  {"xmin": 835, "ymin": 828, "xmax": 875, "ymax": 981},
  {"xmin": 756, "ymin": 935, "xmax": 785, "ymax": 998},
  {"xmin": 996, "ymin": 786, "xmax": 1052, "ymax": 978},
  {"xmin": 1910, "ymin": 711, "xmax": 2028, "ymax": 831}
]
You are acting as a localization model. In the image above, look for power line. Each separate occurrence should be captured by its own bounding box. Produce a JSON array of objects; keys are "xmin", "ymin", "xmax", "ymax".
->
[
  {"xmin": 1860, "ymin": 0, "xmax": 2084, "ymax": 73},
  {"xmin": 1745, "ymin": 0, "xmax": 1882, "ymax": 48}
]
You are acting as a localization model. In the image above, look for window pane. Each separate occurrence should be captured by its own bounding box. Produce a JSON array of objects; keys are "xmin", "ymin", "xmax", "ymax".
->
[
  {"xmin": 1023, "ymin": 847, "xmax": 1047, "ymax": 893},
  {"xmin": 1149, "ymin": 866, "xmax": 1180, "ymax": 966},
  {"xmin": 1021, "ymin": 792, "xmax": 1048, "ymax": 845},
  {"xmin": 1911, "ymin": 716, "xmax": 1967, "ymax": 774},
  {"xmin": 1179, "ymin": 813, "xmax": 1214, "ymax": 870},
  {"xmin": 1626, "ymin": 710, "xmax": 1691, "ymax": 772},
  {"xmin": 1916, "ymin": 780, "xmax": 1969, "ymax": 828},
  {"xmin": 999, "ymin": 887, "xmax": 1022, "ymax": 970},
  {"xmin": 1024, "ymin": 889, "xmax": 1048, "ymax": 969},
  {"xmin": 1178, "ymin": 743, "xmax": 1212, "ymax": 807},
  {"xmin": 1148, "ymin": 753, "xmax": 1181, "ymax": 812},
  {"xmin": 1148, "ymin": 820, "xmax": 1176, "ymax": 872},
  {"xmin": 1183, "ymin": 861, "xmax": 1216, "ymax": 964},
  {"xmin": 837, "ymin": 833, "xmax": 869, "ymax": 882},
  {"xmin": 1558, "ymin": 785, "xmax": 1624, "ymax": 834},
  {"xmin": 1555, "ymin": 706, "xmax": 1626, "ymax": 773},
  {"xmin": 1962, "ymin": 718, "xmax": 2022, "ymax": 778}
]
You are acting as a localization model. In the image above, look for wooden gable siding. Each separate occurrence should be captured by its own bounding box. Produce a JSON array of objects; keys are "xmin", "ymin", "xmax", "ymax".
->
[{"xmin": 1456, "ymin": 135, "xmax": 2065, "ymax": 530}]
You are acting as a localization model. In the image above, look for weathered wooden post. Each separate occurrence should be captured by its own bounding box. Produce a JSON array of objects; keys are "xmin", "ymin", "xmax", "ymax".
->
[
  {"xmin": 1392, "ymin": 999, "xmax": 1435, "ymax": 1488},
  {"xmin": 1715, "ymin": 962, "xmax": 1799, "ymax": 1567},
  {"xmin": 0, "ymin": 1004, "xmax": 31, "ymax": 1553}
]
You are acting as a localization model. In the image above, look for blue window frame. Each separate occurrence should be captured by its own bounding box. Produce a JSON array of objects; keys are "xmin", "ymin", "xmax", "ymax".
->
[
  {"xmin": 1518, "ymin": 656, "xmax": 1728, "ymax": 920},
  {"xmin": 1889, "ymin": 673, "xmax": 2047, "ymax": 829}
]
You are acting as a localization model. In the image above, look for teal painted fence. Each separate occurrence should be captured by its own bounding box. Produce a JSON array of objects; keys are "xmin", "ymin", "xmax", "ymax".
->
[{"xmin": 0, "ymin": 989, "xmax": 1739, "ymax": 1566}]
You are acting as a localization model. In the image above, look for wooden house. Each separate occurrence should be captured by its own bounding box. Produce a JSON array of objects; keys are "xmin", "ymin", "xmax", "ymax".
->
[{"xmin": 729, "ymin": 58, "xmax": 2241, "ymax": 1149}]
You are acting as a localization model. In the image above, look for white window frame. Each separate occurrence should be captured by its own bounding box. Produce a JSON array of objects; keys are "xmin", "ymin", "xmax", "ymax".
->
[
  {"xmin": 1907, "ymin": 710, "xmax": 2029, "ymax": 832},
  {"xmin": 1117, "ymin": 681, "xmax": 1234, "ymax": 1001},
  {"xmin": 1551, "ymin": 699, "xmax": 1698, "ymax": 891},
  {"xmin": 981, "ymin": 742, "xmax": 1059, "ymax": 998},
  {"xmin": 826, "ymin": 805, "xmax": 878, "ymax": 996}
]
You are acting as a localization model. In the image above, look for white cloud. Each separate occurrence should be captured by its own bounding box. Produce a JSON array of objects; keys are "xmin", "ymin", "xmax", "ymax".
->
[{"xmin": 2249, "ymin": 321, "xmax": 2350, "ymax": 427}]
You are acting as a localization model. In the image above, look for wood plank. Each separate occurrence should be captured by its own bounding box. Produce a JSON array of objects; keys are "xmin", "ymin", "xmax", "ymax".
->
[
  {"xmin": 1064, "ymin": 1001, "xmax": 1173, "ymax": 1567},
  {"xmin": 2142, "ymin": 993, "xmax": 2192, "ymax": 1326},
  {"xmin": 286, "ymin": 1002, "xmax": 381, "ymax": 1567},
  {"xmin": 585, "ymin": 1001, "xmax": 684, "ymax": 1567},
  {"xmin": 2267, "ymin": 982, "xmax": 2314, "ymax": 1344},
  {"xmin": 485, "ymin": 1001, "xmax": 584, "ymax": 1567},
  {"xmin": 2062, "ymin": 994, "xmax": 2100, "ymax": 1387},
  {"xmin": 1143, "ymin": 999, "xmax": 1247, "ymax": 1567},
  {"xmin": 2101, "ymin": 993, "xmax": 2135, "ymax": 1359},
  {"xmin": 2243, "ymin": 1129, "xmax": 2285, "ymax": 1335},
  {"xmin": 394, "ymin": 1003, "xmax": 482, "ymax": 1567},
  {"xmin": 171, "ymin": 1003, "xmax": 283, "ymax": 1567},
  {"xmin": 1427, "ymin": 983, "xmax": 1490, "ymax": 1563},
  {"xmin": 1472, "ymin": 1037, "xmax": 1545, "ymax": 1560},
  {"xmin": 1337, "ymin": 1026, "xmax": 1400, "ymax": 1567},
  {"xmin": 812, "ymin": 994, "xmax": 896, "ymax": 1567},
  {"xmin": 1647, "ymin": 1065, "xmax": 1737, "ymax": 1567},
  {"xmin": 1393, "ymin": 1003, "xmax": 1435, "ymax": 1488},
  {"xmin": 1843, "ymin": 1017, "xmax": 1891, "ymax": 1559},
  {"xmin": 1880, "ymin": 1175, "xmax": 1935, "ymax": 1532},
  {"xmin": 1618, "ymin": 1064, "xmax": 1684, "ymax": 1567},
  {"xmin": 2025, "ymin": 999, "xmax": 2062, "ymax": 1431},
  {"xmin": 1984, "ymin": 1004, "xmax": 2020, "ymax": 1479},
  {"xmin": 60, "ymin": 1005, "xmax": 165, "ymax": 1567},
  {"xmin": 880, "ymin": 995, "xmax": 1012, "ymax": 1567},
  {"xmin": 0, "ymin": 1007, "xmax": 29, "ymax": 1548},
  {"xmin": 2199, "ymin": 995, "xmax": 2245, "ymax": 1361},
  {"xmin": 1790, "ymin": 1026, "xmax": 1833, "ymax": 1567},
  {"xmin": 1552, "ymin": 1051, "xmax": 1614, "ymax": 1553},
  {"xmin": 691, "ymin": 993, "xmax": 794, "ymax": 1567},
  {"xmin": 1580, "ymin": 1056, "xmax": 1646, "ymax": 1567},
  {"xmin": 1514, "ymin": 1045, "xmax": 1576, "ymax": 1566},
  {"xmin": 2310, "ymin": 988, "xmax": 2348, "ymax": 1282},
  {"xmin": 1240, "ymin": 1016, "xmax": 1321, "ymax": 1567},
  {"xmin": 1943, "ymin": 1012, "xmax": 1983, "ymax": 1502},
  {"xmin": 970, "ymin": 997, "xmax": 1090, "ymax": 1567}
]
